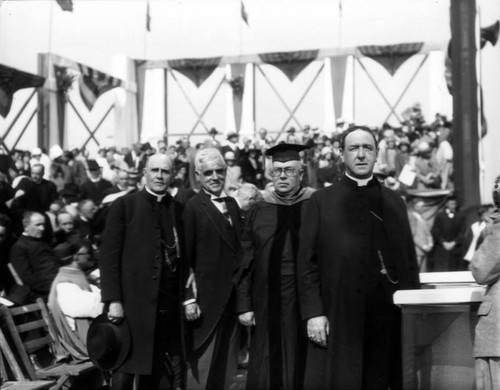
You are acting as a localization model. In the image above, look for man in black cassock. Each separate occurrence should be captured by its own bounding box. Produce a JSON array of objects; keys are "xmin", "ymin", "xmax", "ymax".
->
[
  {"xmin": 100, "ymin": 154, "xmax": 184, "ymax": 390},
  {"xmin": 237, "ymin": 143, "xmax": 314, "ymax": 390},
  {"xmin": 298, "ymin": 126, "xmax": 420, "ymax": 390}
]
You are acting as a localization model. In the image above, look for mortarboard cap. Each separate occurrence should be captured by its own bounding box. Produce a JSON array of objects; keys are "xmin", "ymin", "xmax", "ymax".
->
[{"xmin": 265, "ymin": 143, "xmax": 309, "ymax": 162}]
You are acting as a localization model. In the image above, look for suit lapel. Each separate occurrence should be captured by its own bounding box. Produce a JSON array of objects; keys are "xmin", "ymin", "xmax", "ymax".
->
[
  {"xmin": 226, "ymin": 198, "xmax": 242, "ymax": 241},
  {"xmin": 199, "ymin": 192, "xmax": 237, "ymax": 252}
]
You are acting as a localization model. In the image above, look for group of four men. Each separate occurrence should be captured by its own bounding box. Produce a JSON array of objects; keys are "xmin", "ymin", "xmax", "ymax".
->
[{"xmin": 99, "ymin": 126, "xmax": 419, "ymax": 390}]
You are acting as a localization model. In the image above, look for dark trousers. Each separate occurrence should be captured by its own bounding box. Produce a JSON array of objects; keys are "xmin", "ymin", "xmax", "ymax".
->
[
  {"xmin": 186, "ymin": 311, "xmax": 240, "ymax": 390},
  {"xmin": 112, "ymin": 309, "xmax": 182, "ymax": 390}
]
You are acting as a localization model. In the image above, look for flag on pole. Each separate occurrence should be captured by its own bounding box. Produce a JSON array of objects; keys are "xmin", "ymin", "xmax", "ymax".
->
[
  {"xmin": 56, "ymin": 0, "xmax": 73, "ymax": 12},
  {"xmin": 146, "ymin": 0, "xmax": 151, "ymax": 32},
  {"xmin": 0, "ymin": 64, "xmax": 45, "ymax": 118},
  {"xmin": 240, "ymin": 0, "xmax": 249, "ymax": 26},
  {"xmin": 78, "ymin": 64, "xmax": 122, "ymax": 111}
]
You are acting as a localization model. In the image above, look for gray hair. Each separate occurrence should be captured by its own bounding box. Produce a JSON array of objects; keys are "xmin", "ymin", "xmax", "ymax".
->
[
  {"xmin": 22, "ymin": 211, "xmax": 43, "ymax": 228},
  {"xmin": 237, "ymin": 183, "xmax": 262, "ymax": 202},
  {"xmin": 31, "ymin": 163, "xmax": 45, "ymax": 174},
  {"xmin": 194, "ymin": 148, "xmax": 226, "ymax": 172}
]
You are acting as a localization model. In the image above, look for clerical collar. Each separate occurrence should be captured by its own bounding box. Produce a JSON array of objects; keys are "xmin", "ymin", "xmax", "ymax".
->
[
  {"xmin": 145, "ymin": 186, "xmax": 167, "ymax": 202},
  {"xmin": 89, "ymin": 176, "xmax": 101, "ymax": 183},
  {"xmin": 345, "ymin": 173, "xmax": 374, "ymax": 187}
]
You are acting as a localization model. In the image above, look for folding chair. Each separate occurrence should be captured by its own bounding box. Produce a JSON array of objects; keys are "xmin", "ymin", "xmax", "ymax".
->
[
  {"xmin": 0, "ymin": 326, "xmax": 54, "ymax": 389},
  {"xmin": 0, "ymin": 298, "xmax": 96, "ymax": 390}
]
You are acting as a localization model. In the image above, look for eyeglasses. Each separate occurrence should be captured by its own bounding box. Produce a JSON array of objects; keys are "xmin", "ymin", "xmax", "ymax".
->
[
  {"xmin": 201, "ymin": 169, "xmax": 225, "ymax": 177},
  {"xmin": 270, "ymin": 167, "xmax": 299, "ymax": 177}
]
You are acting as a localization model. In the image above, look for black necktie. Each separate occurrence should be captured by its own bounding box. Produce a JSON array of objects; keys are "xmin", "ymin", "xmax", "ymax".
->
[{"xmin": 214, "ymin": 198, "xmax": 233, "ymax": 226}]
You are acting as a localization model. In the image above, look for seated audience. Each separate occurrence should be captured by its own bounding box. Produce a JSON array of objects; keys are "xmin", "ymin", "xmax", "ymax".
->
[
  {"xmin": 0, "ymin": 214, "xmax": 15, "ymax": 297},
  {"xmin": 9, "ymin": 211, "xmax": 61, "ymax": 300},
  {"xmin": 74, "ymin": 199, "xmax": 104, "ymax": 248},
  {"xmin": 24, "ymin": 163, "xmax": 58, "ymax": 213},
  {"xmin": 224, "ymin": 151, "xmax": 242, "ymax": 193},
  {"xmin": 79, "ymin": 159, "xmax": 112, "ymax": 205},
  {"xmin": 49, "ymin": 239, "xmax": 103, "ymax": 361},
  {"xmin": 53, "ymin": 211, "xmax": 80, "ymax": 246},
  {"xmin": 407, "ymin": 198, "xmax": 433, "ymax": 272}
]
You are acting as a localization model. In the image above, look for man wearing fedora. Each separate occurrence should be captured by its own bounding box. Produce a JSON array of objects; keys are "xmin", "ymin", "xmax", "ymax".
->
[{"xmin": 100, "ymin": 153, "xmax": 185, "ymax": 390}]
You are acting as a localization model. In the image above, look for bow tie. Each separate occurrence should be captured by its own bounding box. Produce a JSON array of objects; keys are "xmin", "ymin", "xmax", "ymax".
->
[{"xmin": 214, "ymin": 197, "xmax": 231, "ymax": 203}]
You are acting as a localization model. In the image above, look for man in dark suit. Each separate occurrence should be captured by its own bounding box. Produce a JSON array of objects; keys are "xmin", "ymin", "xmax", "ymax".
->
[
  {"xmin": 79, "ymin": 159, "xmax": 112, "ymax": 205},
  {"xmin": 24, "ymin": 163, "xmax": 58, "ymax": 213},
  {"xmin": 298, "ymin": 126, "xmax": 420, "ymax": 389},
  {"xmin": 100, "ymin": 153, "xmax": 184, "ymax": 390},
  {"xmin": 430, "ymin": 195, "xmax": 466, "ymax": 271},
  {"xmin": 183, "ymin": 148, "xmax": 242, "ymax": 390}
]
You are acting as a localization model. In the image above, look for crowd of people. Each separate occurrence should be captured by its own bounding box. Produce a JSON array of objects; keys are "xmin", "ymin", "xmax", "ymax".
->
[{"xmin": 0, "ymin": 103, "xmax": 493, "ymax": 390}]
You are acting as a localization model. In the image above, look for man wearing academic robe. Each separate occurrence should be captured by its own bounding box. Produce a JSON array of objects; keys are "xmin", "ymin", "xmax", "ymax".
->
[
  {"xmin": 237, "ymin": 144, "xmax": 314, "ymax": 390},
  {"xmin": 183, "ymin": 148, "xmax": 243, "ymax": 390},
  {"xmin": 298, "ymin": 127, "xmax": 420, "ymax": 390},
  {"xmin": 100, "ymin": 154, "xmax": 185, "ymax": 390}
]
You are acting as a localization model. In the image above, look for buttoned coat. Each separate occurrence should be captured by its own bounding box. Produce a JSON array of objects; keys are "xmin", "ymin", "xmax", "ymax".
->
[
  {"xmin": 297, "ymin": 176, "xmax": 420, "ymax": 389},
  {"xmin": 99, "ymin": 189, "xmax": 184, "ymax": 375},
  {"xmin": 471, "ymin": 220, "xmax": 500, "ymax": 358},
  {"xmin": 183, "ymin": 190, "xmax": 242, "ymax": 351}
]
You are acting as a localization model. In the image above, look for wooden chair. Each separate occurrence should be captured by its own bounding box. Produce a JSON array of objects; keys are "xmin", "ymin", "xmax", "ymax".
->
[
  {"xmin": 0, "ymin": 298, "xmax": 96, "ymax": 390},
  {"xmin": 0, "ymin": 326, "xmax": 54, "ymax": 389}
]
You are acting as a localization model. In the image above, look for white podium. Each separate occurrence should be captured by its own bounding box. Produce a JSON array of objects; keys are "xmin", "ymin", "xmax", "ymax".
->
[{"xmin": 393, "ymin": 272, "xmax": 485, "ymax": 390}]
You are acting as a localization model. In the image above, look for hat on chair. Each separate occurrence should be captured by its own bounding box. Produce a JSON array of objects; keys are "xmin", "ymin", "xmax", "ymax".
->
[{"xmin": 87, "ymin": 314, "xmax": 131, "ymax": 371}]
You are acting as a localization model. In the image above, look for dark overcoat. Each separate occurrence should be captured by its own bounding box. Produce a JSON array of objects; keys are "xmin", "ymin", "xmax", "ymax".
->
[
  {"xmin": 297, "ymin": 176, "xmax": 420, "ymax": 389},
  {"xmin": 183, "ymin": 190, "xmax": 242, "ymax": 351},
  {"xmin": 99, "ymin": 189, "xmax": 184, "ymax": 375},
  {"xmin": 430, "ymin": 209, "xmax": 466, "ymax": 271},
  {"xmin": 79, "ymin": 178, "xmax": 112, "ymax": 204}
]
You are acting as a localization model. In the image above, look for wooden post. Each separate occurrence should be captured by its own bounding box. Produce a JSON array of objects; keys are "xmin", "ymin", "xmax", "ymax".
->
[
  {"xmin": 163, "ymin": 68, "xmax": 169, "ymax": 145},
  {"xmin": 450, "ymin": 0, "xmax": 480, "ymax": 209}
]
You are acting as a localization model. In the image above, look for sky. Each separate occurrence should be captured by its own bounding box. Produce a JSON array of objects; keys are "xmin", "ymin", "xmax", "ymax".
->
[
  {"xmin": 3, "ymin": 0, "xmax": 500, "ymax": 202},
  {"xmin": 0, "ymin": 0, "xmax": 452, "ymax": 151}
]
